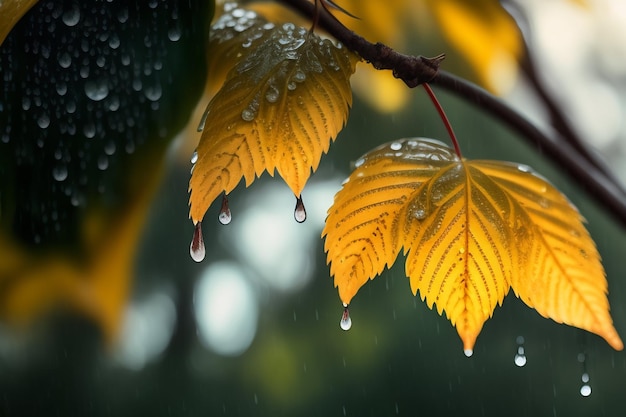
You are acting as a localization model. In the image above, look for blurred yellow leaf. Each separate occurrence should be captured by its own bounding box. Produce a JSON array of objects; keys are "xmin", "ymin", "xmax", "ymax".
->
[
  {"xmin": 0, "ymin": 150, "xmax": 165, "ymax": 343},
  {"xmin": 0, "ymin": 0, "xmax": 38, "ymax": 46},
  {"xmin": 188, "ymin": 5, "xmax": 359, "ymax": 224},
  {"xmin": 428, "ymin": 0, "xmax": 521, "ymax": 93},
  {"xmin": 330, "ymin": 0, "xmax": 522, "ymax": 111},
  {"xmin": 323, "ymin": 138, "xmax": 623, "ymax": 353}
]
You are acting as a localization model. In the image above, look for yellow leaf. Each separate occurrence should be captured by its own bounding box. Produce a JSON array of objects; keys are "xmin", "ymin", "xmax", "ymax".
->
[
  {"xmin": 323, "ymin": 138, "xmax": 623, "ymax": 352},
  {"xmin": 0, "ymin": 0, "xmax": 38, "ymax": 46},
  {"xmin": 188, "ymin": 5, "xmax": 359, "ymax": 224}
]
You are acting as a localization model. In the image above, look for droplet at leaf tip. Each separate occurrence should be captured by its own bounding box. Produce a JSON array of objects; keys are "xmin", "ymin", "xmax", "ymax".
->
[
  {"xmin": 340, "ymin": 305, "xmax": 352, "ymax": 331},
  {"xmin": 294, "ymin": 195, "xmax": 307, "ymax": 223},
  {"xmin": 190, "ymin": 222, "xmax": 206, "ymax": 262}
]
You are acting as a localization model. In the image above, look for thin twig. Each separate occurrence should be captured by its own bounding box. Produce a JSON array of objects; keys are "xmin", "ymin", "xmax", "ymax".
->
[{"xmin": 277, "ymin": 0, "xmax": 626, "ymax": 228}]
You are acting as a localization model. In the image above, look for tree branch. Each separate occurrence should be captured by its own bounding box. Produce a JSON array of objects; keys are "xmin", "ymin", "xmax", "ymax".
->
[{"xmin": 278, "ymin": 0, "xmax": 626, "ymax": 228}]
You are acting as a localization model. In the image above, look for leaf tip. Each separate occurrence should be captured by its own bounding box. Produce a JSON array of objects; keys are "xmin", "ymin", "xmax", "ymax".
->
[{"xmin": 600, "ymin": 326, "xmax": 624, "ymax": 351}]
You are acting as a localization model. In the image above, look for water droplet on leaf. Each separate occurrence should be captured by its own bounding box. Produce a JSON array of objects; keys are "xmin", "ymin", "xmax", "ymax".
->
[
  {"xmin": 190, "ymin": 222, "xmax": 206, "ymax": 262},
  {"xmin": 464, "ymin": 349, "xmax": 473, "ymax": 357},
  {"xmin": 241, "ymin": 108, "xmax": 255, "ymax": 121},
  {"xmin": 294, "ymin": 196, "xmax": 306, "ymax": 223},
  {"xmin": 340, "ymin": 306, "xmax": 352, "ymax": 331},
  {"xmin": 218, "ymin": 194, "xmax": 232, "ymax": 225}
]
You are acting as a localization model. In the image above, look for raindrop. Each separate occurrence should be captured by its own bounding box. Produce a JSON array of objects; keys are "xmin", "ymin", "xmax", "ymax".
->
[
  {"xmin": 580, "ymin": 384, "xmax": 592, "ymax": 397},
  {"xmin": 294, "ymin": 195, "xmax": 306, "ymax": 223},
  {"xmin": 57, "ymin": 52, "xmax": 72, "ymax": 68},
  {"xmin": 190, "ymin": 222, "xmax": 206, "ymax": 262},
  {"xmin": 52, "ymin": 164, "xmax": 68, "ymax": 181},
  {"xmin": 56, "ymin": 82, "xmax": 68, "ymax": 96},
  {"xmin": 463, "ymin": 349, "xmax": 473, "ymax": 358},
  {"xmin": 190, "ymin": 150, "xmax": 198, "ymax": 164},
  {"xmin": 97, "ymin": 155, "xmax": 109, "ymax": 170},
  {"xmin": 340, "ymin": 305, "xmax": 352, "ymax": 331},
  {"xmin": 514, "ymin": 335, "xmax": 527, "ymax": 367},
  {"xmin": 83, "ymin": 122, "xmax": 96, "ymax": 138},
  {"xmin": 578, "ymin": 352, "xmax": 592, "ymax": 397},
  {"xmin": 37, "ymin": 113, "xmax": 50, "ymax": 129},
  {"xmin": 390, "ymin": 142, "xmax": 402, "ymax": 151},
  {"xmin": 62, "ymin": 5, "xmax": 81, "ymax": 27},
  {"xmin": 144, "ymin": 84, "xmax": 162, "ymax": 101},
  {"xmin": 84, "ymin": 80, "xmax": 109, "ymax": 101},
  {"xmin": 218, "ymin": 194, "xmax": 232, "ymax": 225},
  {"xmin": 354, "ymin": 157, "xmax": 365, "ymax": 168},
  {"xmin": 168, "ymin": 26, "xmax": 181, "ymax": 42}
]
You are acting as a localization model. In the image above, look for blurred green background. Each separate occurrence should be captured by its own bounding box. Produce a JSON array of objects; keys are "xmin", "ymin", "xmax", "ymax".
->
[{"xmin": 1, "ymin": 1, "xmax": 625, "ymax": 416}]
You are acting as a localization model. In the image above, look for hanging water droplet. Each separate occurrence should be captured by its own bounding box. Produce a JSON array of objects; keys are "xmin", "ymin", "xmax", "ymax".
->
[
  {"xmin": 190, "ymin": 222, "xmax": 206, "ymax": 262},
  {"xmin": 218, "ymin": 194, "xmax": 232, "ymax": 225},
  {"xmin": 463, "ymin": 349, "xmax": 473, "ymax": 358},
  {"xmin": 294, "ymin": 196, "xmax": 306, "ymax": 223},
  {"xmin": 340, "ymin": 305, "xmax": 352, "ymax": 331}
]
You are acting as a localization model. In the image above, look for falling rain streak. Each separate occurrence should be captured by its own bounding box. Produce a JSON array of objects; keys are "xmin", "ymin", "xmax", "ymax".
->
[
  {"xmin": 218, "ymin": 194, "xmax": 232, "ymax": 225},
  {"xmin": 578, "ymin": 353, "xmax": 592, "ymax": 397},
  {"xmin": 340, "ymin": 303, "xmax": 352, "ymax": 330},
  {"xmin": 190, "ymin": 222, "xmax": 206, "ymax": 262},
  {"xmin": 514, "ymin": 335, "xmax": 527, "ymax": 367},
  {"xmin": 294, "ymin": 195, "xmax": 306, "ymax": 223}
]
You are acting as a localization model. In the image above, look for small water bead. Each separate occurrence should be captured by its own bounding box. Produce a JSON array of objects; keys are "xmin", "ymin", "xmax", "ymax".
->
[
  {"xmin": 190, "ymin": 150, "xmax": 198, "ymax": 164},
  {"xmin": 340, "ymin": 305, "xmax": 352, "ymax": 331},
  {"xmin": 218, "ymin": 194, "xmax": 232, "ymax": 225},
  {"xmin": 294, "ymin": 196, "xmax": 306, "ymax": 223},
  {"xmin": 190, "ymin": 222, "xmax": 206, "ymax": 262},
  {"xmin": 390, "ymin": 142, "xmax": 402, "ymax": 151},
  {"xmin": 354, "ymin": 157, "xmax": 365, "ymax": 168},
  {"xmin": 463, "ymin": 349, "xmax": 473, "ymax": 358},
  {"xmin": 265, "ymin": 86, "xmax": 279, "ymax": 103},
  {"xmin": 241, "ymin": 108, "xmax": 256, "ymax": 122},
  {"xmin": 413, "ymin": 209, "xmax": 426, "ymax": 220},
  {"xmin": 292, "ymin": 70, "xmax": 306, "ymax": 83}
]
